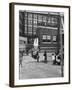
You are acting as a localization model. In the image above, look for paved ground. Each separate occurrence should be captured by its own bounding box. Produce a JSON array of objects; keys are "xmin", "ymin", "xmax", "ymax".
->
[{"xmin": 19, "ymin": 54, "xmax": 62, "ymax": 80}]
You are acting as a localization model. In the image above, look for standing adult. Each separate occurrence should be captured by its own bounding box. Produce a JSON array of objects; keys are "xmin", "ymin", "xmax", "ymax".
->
[
  {"xmin": 52, "ymin": 52, "xmax": 56, "ymax": 65},
  {"xmin": 44, "ymin": 51, "xmax": 47, "ymax": 63},
  {"xmin": 36, "ymin": 51, "xmax": 39, "ymax": 62}
]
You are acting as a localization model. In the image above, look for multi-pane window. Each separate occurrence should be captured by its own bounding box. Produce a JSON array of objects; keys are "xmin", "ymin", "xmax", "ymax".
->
[
  {"xmin": 47, "ymin": 16, "xmax": 58, "ymax": 26},
  {"xmin": 53, "ymin": 36, "xmax": 56, "ymax": 41},
  {"xmin": 42, "ymin": 35, "xmax": 51, "ymax": 42},
  {"xmin": 47, "ymin": 17, "xmax": 51, "ymax": 23},
  {"xmin": 38, "ymin": 15, "xmax": 42, "ymax": 26},
  {"xmin": 33, "ymin": 14, "xmax": 37, "ymax": 19},
  {"xmin": 25, "ymin": 26, "xmax": 27, "ymax": 34},
  {"xmin": 28, "ymin": 20, "xmax": 32, "ymax": 25},
  {"xmin": 28, "ymin": 26, "xmax": 32, "ymax": 35},
  {"xmin": 38, "ymin": 15, "xmax": 42, "ymax": 21},
  {"xmin": 47, "ymin": 35, "xmax": 51, "ymax": 42},
  {"xmin": 51, "ymin": 17, "xmax": 57, "ymax": 24},
  {"xmin": 28, "ymin": 13, "xmax": 32, "ymax": 19},
  {"xmin": 25, "ymin": 19, "xmax": 27, "ymax": 25},
  {"xmin": 43, "ymin": 15, "xmax": 46, "ymax": 22},
  {"xmin": 33, "ymin": 27, "xmax": 37, "ymax": 35},
  {"xmin": 47, "ymin": 35, "xmax": 51, "ymax": 39},
  {"xmin": 25, "ymin": 13, "xmax": 27, "ymax": 20},
  {"xmin": 33, "ymin": 20, "xmax": 37, "ymax": 26},
  {"xmin": 43, "ymin": 35, "xmax": 46, "ymax": 39}
]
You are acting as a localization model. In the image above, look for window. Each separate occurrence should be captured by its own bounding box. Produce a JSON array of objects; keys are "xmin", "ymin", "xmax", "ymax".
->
[
  {"xmin": 33, "ymin": 31, "xmax": 36, "ymax": 35},
  {"xmin": 43, "ymin": 15, "xmax": 46, "ymax": 22},
  {"xmin": 33, "ymin": 20, "xmax": 37, "ymax": 25},
  {"xmin": 47, "ymin": 17, "xmax": 51, "ymax": 23},
  {"xmin": 28, "ymin": 20, "xmax": 32, "ymax": 25},
  {"xmin": 34, "ymin": 14, "xmax": 37, "ymax": 19},
  {"xmin": 28, "ymin": 13, "xmax": 32, "ymax": 18},
  {"xmin": 28, "ymin": 27, "xmax": 32, "ymax": 35},
  {"xmin": 53, "ymin": 36, "xmax": 56, "ymax": 41},
  {"xmin": 47, "ymin": 35, "xmax": 51, "ymax": 42},
  {"xmin": 43, "ymin": 35, "xmax": 46, "ymax": 39},
  {"xmin": 47, "ymin": 35, "xmax": 51, "ymax": 39},
  {"xmin": 25, "ymin": 19, "xmax": 27, "ymax": 25},
  {"xmin": 25, "ymin": 26, "xmax": 27, "ymax": 34},
  {"xmin": 33, "ymin": 27, "xmax": 37, "ymax": 35},
  {"xmin": 25, "ymin": 13, "xmax": 27, "ymax": 19},
  {"xmin": 47, "ymin": 16, "xmax": 58, "ymax": 26},
  {"xmin": 42, "ymin": 35, "xmax": 51, "ymax": 42},
  {"xmin": 38, "ymin": 15, "xmax": 42, "ymax": 20},
  {"xmin": 51, "ymin": 17, "xmax": 57, "ymax": 24}
]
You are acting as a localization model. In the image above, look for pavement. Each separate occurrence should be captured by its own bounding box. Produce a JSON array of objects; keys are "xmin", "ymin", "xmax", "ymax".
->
[{"xmin": 19, "ymin": 54, "xmax": 62, "ymax": 80}]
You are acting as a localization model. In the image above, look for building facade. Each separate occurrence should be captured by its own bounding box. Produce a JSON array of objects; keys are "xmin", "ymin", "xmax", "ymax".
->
[{"xmin": 19, "ymin": 10, "xmax": 64, "ymax": 53}]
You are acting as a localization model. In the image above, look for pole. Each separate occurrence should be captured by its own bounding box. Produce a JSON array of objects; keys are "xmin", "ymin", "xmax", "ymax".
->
[
  {"xmin": 60, "ymin": 33, "xmax": 64, "ymax": 77},
  {"xmin": 60, "ymin": 17, "xmax": 64, "ymax": 77}
]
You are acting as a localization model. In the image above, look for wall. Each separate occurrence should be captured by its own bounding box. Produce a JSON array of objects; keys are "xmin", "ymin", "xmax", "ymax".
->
[{"xmin": 0, "ymin": 0, "xmax": 72, "ymax": 90}]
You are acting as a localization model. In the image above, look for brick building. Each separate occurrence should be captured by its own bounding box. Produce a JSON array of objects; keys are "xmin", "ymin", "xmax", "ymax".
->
[{"xmin": 19, "ymin": 10, "xmax": 64, "ymax": 53}]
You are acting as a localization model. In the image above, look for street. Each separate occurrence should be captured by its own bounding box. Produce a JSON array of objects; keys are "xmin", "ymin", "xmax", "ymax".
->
[{"xmin": 19, "ymin": 54, "xmax": 62, "ymax": 79}]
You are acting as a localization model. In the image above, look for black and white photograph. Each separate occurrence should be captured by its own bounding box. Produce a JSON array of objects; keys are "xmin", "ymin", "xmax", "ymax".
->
[
  {"xmin": 19, "ymin": 10, "xmax": 64, "ymax": 79},
  {"xmin": 9, "ymin": 3, "xmax": 70, "ymax": 87}
]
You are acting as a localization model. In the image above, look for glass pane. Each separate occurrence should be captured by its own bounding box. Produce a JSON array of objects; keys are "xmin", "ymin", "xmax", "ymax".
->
[
  {"xmin": 33, "ymin": 27, "xmax": 37, "ymax": 34},
  {"xmin": 42, "ymin": 35, "xmax": 46, "ymax": 39},
  {"xmin": 28, "ymin": 26, "xmax": 32, "ymax": 35},
  {"xmin": 43, "ymin": 15, "xmax": 46, "ymax": 22},
  {"xmin": 28, "ymin": 13, "xmax": 32, "ymax": 19},
  {"xmin": 25, "ymin": 19, "xmax": 27, "ymax": 25},
  {"xmin": 51, "ymin": 17, "xmax": 57, "ymax": 24},
  {"xmin": 25, "ymin": 26, "xmax": 27, "ymax": 34},
  {"xmin": 34, "ymin": 14, "xmax": 37, "ymax": 19},
  {"xmin": 28, "ymin": 27, "xmax": 32, "ymax": 31},
  {"xmin": 28, "ymin": 20, "xmax": 32, "ymax": 25},
  {"xmin": 33, "ymin": 20, "xmax": 37, "ymax": 25},
  {"xmin": 33, "ymin": 31, "xmax": 36, "ymax": 35},
  {"xmin": 53, "ymin": 36, "xmax": 56, "ymax": 41},
  {"xmin": 25, "ymin": 13, "xmax": 27, "ymax": 19},
  {"xmin": 47, "ymin": 17, "xmax": 51, "ymax": 23},
  {"xmin": 47, "ymin": 35, "xmax": 51, "ymax": 40},
  {"xmin": 38, "ymin": 15, "xmax": 42, "ymax": 21}
]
